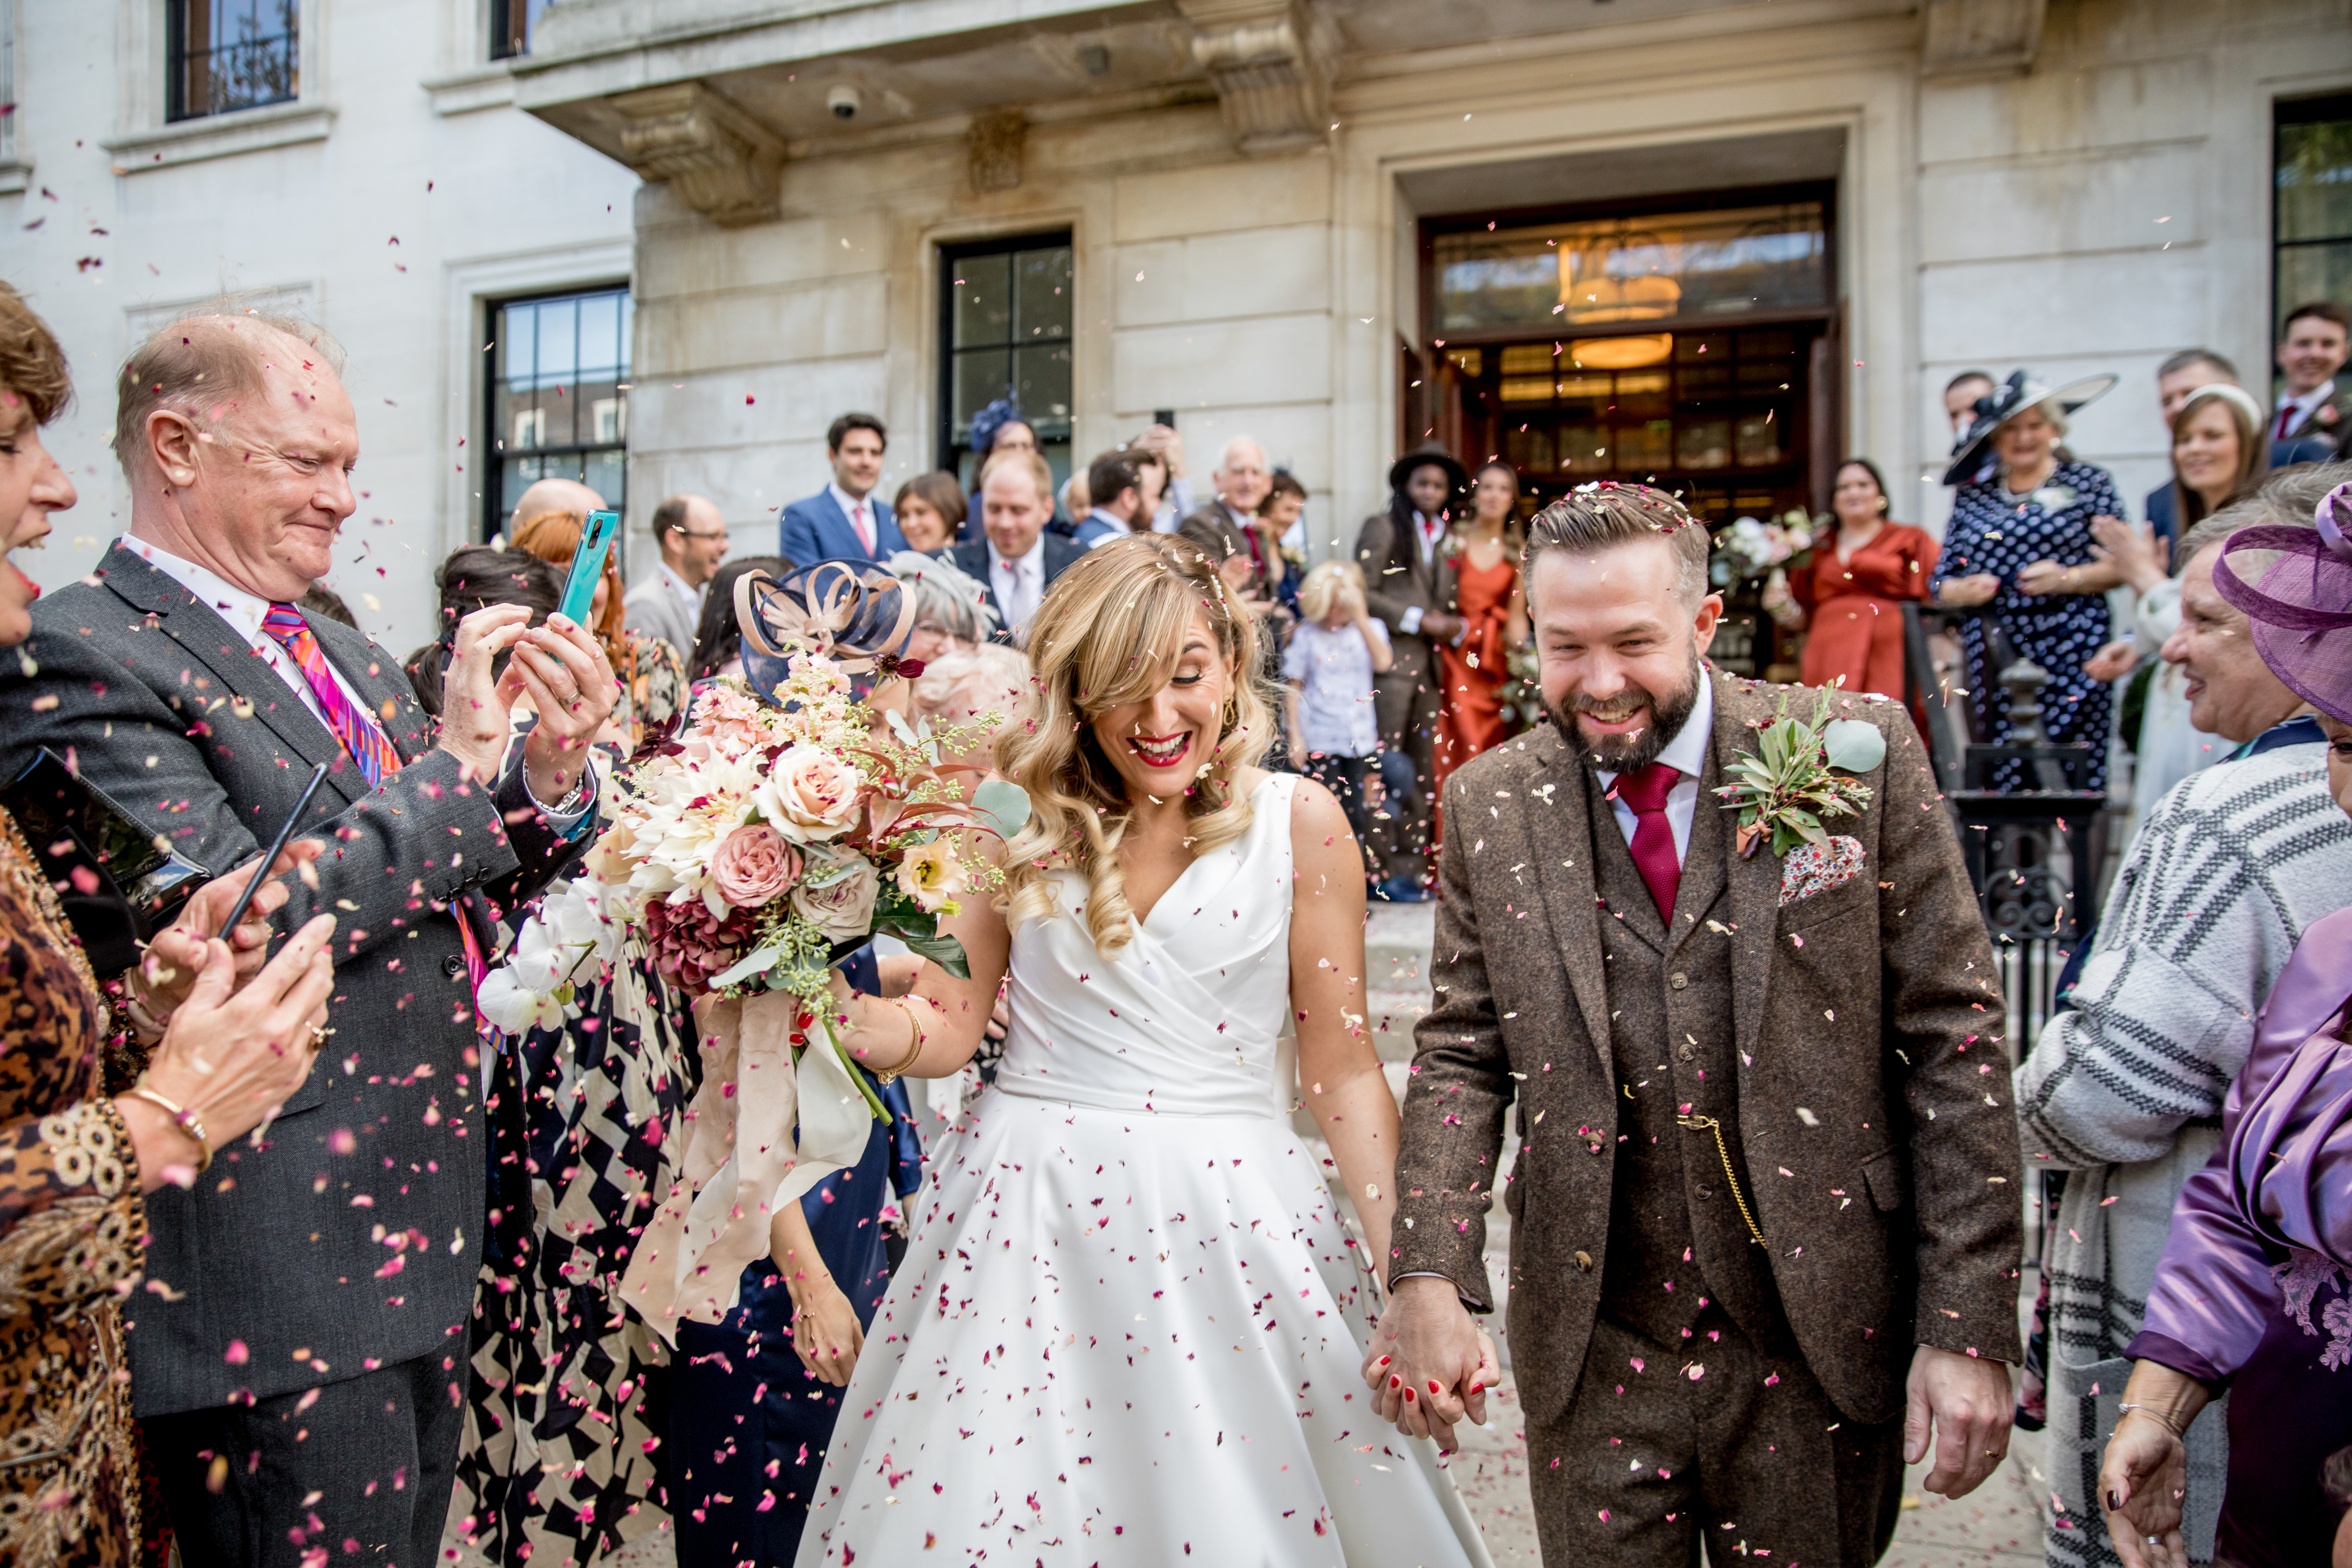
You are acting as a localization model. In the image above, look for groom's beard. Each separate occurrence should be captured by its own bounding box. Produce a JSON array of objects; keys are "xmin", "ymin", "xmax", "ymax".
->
[{"xmin": 1547, "ymin": 650, "xmax": 1704, "ymax": 773}]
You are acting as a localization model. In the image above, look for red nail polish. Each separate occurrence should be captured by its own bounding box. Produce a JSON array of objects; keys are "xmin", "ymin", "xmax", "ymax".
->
[
  {"xmin": 1388, "ymin": 1375, "xmax": 1401, "ymax": 1389},
  {"xmin": 1403, "ymin": 1387, "xmax": 1416, "ymax": 1402},
  {"xmin": 1428, "ymin": 1380, "xmax": 1443, "ymax": 1396},
  {"xmin": 1470, "ymin": 1381, "xmax": 1484, "ymax": 1395},
  {"xmin": 1377, "ymin": 1356, "xmax": 1391, "ymax": 1367}
]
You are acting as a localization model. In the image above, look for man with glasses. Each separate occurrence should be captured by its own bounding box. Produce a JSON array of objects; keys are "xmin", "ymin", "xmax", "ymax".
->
[{"xmin": 626, "ymin": 493, "xmax": 729, "ymax": 656}]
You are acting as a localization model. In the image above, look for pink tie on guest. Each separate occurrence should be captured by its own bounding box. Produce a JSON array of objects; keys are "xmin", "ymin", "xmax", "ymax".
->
[
  {"xmin": 852, "ymin": 500, "xmax": 875, "ymax": 555},
  {"xmin": 260, "ymin": 603, "xmax": 489, "ymax": 1025},
  {"xmin": 1614, "ymin": 761, "xmax": 1684, "ymax": 923}
]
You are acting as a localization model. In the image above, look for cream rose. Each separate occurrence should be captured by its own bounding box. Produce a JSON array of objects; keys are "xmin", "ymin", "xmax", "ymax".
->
[
  {"xmin": 755, "ymin": 745, "xmax": 866, "ymax": 844},
  {"xmin": 711, "ymin": 822, "xmax": 801, "ymax": 909},
  {"xmin": 790, "ymin": 847, "xmax": 881, "ymax": 942},
  {"xmin": 894, "ymin": 839, "xmax": 967, "ymax": 914}
]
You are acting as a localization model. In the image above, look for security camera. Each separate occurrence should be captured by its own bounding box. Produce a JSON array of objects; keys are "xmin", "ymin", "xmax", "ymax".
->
[{"xmin": 827, "ymin": 83, "xmax": 861, "ymax": 120}]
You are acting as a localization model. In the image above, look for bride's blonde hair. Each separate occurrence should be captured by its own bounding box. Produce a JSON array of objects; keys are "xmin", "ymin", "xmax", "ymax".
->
[{"xmin": 997, "ymin": 534, "xmax": 1272, "ymax": 955}]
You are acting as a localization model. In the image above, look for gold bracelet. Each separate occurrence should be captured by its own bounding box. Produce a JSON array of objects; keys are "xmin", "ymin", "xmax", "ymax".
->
[
  {"xmin": 869, "ymin": 1000, "xmax": 924, "ymax": 1084},
  {"xmin": 127, "ymin": 1082, "xmax": 212, "ymax": 1174}
]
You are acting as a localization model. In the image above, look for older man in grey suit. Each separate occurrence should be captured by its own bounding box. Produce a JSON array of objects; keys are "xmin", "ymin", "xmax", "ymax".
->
[{"xmin": 0, "ymin": 311, "xmax": 615, "ymax": 1566}]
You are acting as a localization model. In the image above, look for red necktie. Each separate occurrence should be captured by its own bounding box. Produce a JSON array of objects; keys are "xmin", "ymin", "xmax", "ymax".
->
[
  {"xmin": 1615, "ymin": 761, "xmax": 1684, "ymax": 922},
  {"xmin": 2279, "ymin": 407, "xmax": 2296, "ymax": 441}
]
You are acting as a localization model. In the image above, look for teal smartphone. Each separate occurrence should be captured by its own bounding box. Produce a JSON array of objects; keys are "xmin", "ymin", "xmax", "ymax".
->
[{"xmin": 558, "ymin": 510, "xmax": 620, "ymax": 624}]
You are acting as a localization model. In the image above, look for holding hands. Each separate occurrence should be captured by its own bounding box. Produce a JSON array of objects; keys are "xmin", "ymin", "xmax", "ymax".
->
[
  {"xmin": 1360, "ymin": 1276, "xmax": 1503, "ymax": 1454},
  {"xmin": 1936, "ymin": 572, "xmax": 2002, "ymax": 607}
]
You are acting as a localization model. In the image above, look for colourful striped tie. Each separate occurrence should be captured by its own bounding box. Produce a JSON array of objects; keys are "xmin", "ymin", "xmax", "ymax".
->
[{"xmin": 261, "ymin": 603, "xmax": 488, "ymax": 1024}]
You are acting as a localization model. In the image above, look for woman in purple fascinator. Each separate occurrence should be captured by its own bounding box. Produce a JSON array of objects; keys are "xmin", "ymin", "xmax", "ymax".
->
[{"xmin": 2099, "ymin": 470, "xmax": 2352, "ymax": 1568}]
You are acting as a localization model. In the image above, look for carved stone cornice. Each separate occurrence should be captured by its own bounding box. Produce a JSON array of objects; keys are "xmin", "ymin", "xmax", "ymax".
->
[
  {"xmin": 610, "ymin": 81, "xmax": 785, "ymax": 228},
  {"xmin": 1178, "ymin": 0, "xmax": 1334, "ymax": 156},
  {"xmin": 968, "ymin": 108, "xmax": 1027, "ymax": 193},
  {"xmin": 1920, "ymin": 0, "xmax": 2047, "ymax": 78}
]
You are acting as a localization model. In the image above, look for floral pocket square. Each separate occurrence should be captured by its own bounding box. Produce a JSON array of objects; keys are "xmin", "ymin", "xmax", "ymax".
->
[{"xmin": 1780, "ymin": 835, "xmax": 1866, "ymax": 907}]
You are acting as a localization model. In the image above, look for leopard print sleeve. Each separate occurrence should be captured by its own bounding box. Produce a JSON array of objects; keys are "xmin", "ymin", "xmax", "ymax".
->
[{"xmin": 0, "ymin": 1096, "xmax": 144, "ymax": 1319}]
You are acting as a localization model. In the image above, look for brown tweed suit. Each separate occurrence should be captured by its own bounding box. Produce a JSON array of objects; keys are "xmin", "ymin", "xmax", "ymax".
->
[{"xmin": 1390, "ymin": 669, "xmax": 2023, "ymax": 1563}]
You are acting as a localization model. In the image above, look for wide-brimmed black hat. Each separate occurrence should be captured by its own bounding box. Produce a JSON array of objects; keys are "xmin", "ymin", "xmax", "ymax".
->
[
  {"xmin": 1942, "ymin": 368, "xmax": 2117, "ymax": 486},
  {"xmin": 1388, "ymin": 443, "xmax": 1467, "ymax": 497}
]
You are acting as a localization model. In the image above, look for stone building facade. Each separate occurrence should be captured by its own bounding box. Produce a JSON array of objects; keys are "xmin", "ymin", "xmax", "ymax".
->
[{"xmin": 0, "ymin": 0, "xmax": 2348, "ymax": 648}]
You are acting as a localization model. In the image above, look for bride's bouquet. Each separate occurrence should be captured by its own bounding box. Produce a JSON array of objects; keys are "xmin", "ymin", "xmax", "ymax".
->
[{"xmin": 478, "ymin": 564, "xmax": 1029, "ymax": 1336}]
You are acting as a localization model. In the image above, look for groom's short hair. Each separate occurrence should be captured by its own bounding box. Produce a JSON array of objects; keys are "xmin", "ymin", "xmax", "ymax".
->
[{"xmin": 1525, "ymin": 483, "xmax": 1713, "ymax": 606}]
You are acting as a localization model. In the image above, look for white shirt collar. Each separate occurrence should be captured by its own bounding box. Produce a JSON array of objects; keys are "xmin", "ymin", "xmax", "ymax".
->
[
  {"xmin": 989, "ymin": 539, "xmax": 1041, "ymax": 573},
  {"xmin": 2287, "ymin": 379, "xmax": 2337, "ymax": 418},
  {"xmin": 656, "ymin": 559, "xmax": 704, "ymax": 604},
  {"xmin": 119, "ymin": 533, "xmax": 274, "ymax": 640},
  {"xmin": 828, "ymin": 480, "xmax": 872, "ymax": 520},
  {"xmin": 1594, "ymin": 671, "xmax": 1715, "ymax": 784}
]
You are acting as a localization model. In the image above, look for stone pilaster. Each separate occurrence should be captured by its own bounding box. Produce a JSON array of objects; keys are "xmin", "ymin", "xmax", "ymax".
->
[{"xmin": 610, "ymin": 82, "xmax": 785, "ymax": 228}]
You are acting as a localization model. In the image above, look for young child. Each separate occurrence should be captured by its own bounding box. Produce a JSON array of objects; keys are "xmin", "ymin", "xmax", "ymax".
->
[{"xmin": 1282, "ymin": 559, "xmax": 1392, "ymax": 875}]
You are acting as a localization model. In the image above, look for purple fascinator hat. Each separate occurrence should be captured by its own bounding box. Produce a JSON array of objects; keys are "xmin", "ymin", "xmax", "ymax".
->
[{"xmin": 2210, "ymin": 479, "xmax": 2352, "ymax": 725}]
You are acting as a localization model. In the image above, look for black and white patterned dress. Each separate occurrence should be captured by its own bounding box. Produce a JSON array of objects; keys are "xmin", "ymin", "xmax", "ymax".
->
[{"xmin": 1933, "ymin": 459, "xmax": 2122, "ymax": 789}]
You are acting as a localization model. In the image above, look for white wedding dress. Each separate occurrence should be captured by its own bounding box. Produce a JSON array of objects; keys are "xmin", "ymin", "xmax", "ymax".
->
[{"xmin": 796, "ymin": 773, "xmax": 1490, "ymax": 1567}]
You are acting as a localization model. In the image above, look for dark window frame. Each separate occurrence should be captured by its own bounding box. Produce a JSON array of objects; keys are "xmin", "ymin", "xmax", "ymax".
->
[
  {"xmin": 481, "ymin": 282, "xmax": 633, "ymax": 543},
  {"xmin": 489, "ymin": 0, "xmax": 547, "ymax": 61},
  {"xmin": 166, "ymin": 0, "xmax": 300, "ymax": 124},
  {"xmin": 2272, "ymin": 91, "xmax": 2352, "ymax": 347},
  {"xmin": 934, "ymin": 230, "xmax": 1075, "ymax": 492}
]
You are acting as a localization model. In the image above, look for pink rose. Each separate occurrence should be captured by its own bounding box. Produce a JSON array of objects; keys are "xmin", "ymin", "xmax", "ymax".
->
[
  {"xmin": 754, "ymin": 745, "xmax": 867, "ymax": 844},
  {"xmin": 710, "ymin": 822, "xmax": 800, "ymax": 909}
]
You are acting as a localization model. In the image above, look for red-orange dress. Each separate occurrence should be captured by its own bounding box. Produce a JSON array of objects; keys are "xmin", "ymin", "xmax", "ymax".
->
[
  {"xmin": 1433, "ymin": 550, "xmax": 1518, "ymax": 800},
  {"xmin": 1790, "ymin": 524, "xmax": 1939, "ymax": 716}
]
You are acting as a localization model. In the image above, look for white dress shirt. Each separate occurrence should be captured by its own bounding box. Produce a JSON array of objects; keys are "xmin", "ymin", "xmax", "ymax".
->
[
  {"xmin": 123, "ymin": 533, "xmax": 588, "ymax": 826},
  {"xmin": 989, "ymin": 539, "xmax": 1045, "ymax": 633},
  {"xmin": 828, "ymin": 480, "xmax": 878, "ymax": 554},
  {"xmin": 656, "ymin": 559, "xmax": 706, "ymax": 615},
  {"xmin": 2276, "ymin": 379, "xmax": 2337, "ymax": 440},
  {"xmin": 1590, "ymin": 673, "xmax": 1715, "ymax": 862}
]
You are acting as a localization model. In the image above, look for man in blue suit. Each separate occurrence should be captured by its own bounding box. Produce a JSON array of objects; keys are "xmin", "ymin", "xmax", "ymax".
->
[{"xmin": 779, "ymin": 412, "xmax": 906, "ymax": 564}]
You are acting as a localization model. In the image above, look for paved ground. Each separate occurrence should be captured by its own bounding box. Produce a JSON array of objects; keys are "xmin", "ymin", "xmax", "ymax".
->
[{"xmin": 451, "ymin": 903, "xmax": 2048, "ymax": 1566}]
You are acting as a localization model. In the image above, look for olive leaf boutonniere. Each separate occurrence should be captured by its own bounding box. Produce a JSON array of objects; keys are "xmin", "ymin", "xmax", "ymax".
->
[{"xmin": 1714, "ymin": 692, "xmax": 1887, "ymax": 858}]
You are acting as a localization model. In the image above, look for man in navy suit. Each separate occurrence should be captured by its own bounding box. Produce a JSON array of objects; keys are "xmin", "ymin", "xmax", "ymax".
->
[
  {"xmin": 779, "ymin": 412, "xmax": 906, "ymax": 564},
  {"xmin": 950, "ymin": 450, "xmax": 1085, "ymax": 644}
]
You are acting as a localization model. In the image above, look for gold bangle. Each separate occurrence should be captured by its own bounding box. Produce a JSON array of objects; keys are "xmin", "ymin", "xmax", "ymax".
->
[
  {"xmin": 127, "ymin": 1082, "xmax": 212, "ymax": 1174},
  {"xmin": 870, "ymin": 1000, "xmax": 924, "ymax": 1084}
]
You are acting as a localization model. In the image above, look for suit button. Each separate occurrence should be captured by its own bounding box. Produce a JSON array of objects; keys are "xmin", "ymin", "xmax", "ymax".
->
[
  {"xmin": 1574, "ymin": 1250, "xmax": 1593, "ymax": 1272},
  {"xmin": 1695, "ymin": 1184, "xmax": 1715, "ymax": 1201},
  {"xmin": 443, "ymin": 955, "xmax": 467, "ymax": 980},
  {"xmin": 1677, "ymin": 1043, "xmax": 1695, "ymax": 1063},
  {"xmin": 1669, "ymin": 971, "xmax": 1688, "ymax": 990}
]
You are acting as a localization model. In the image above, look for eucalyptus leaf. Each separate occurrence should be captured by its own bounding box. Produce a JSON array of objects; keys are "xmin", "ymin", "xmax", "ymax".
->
[
  {"xmin": 971, "ymin": 778, "xmax": 1034, "ymax": 840},
  {"xmin": 897, "ymin": 928, "xmax": 973, "ymax": 979},
  {"xmin": 1822, "ymin": 718, "xmax": 1887, "ymax": 775},
  {"xmin": 709, "ymin": 944, "xmax": 783, "ymax": 989}
]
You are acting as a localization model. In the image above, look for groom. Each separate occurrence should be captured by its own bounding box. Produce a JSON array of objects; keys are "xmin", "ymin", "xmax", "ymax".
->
[{"xmin": 1370, "ymin": 484, "xmax": 2023, "ymax": 1565}]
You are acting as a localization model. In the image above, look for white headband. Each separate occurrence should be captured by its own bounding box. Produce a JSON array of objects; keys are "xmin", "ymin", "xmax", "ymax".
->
[{"xmin": 2179, "ymin": 381, "xmax": 2267, "ymax": 433}]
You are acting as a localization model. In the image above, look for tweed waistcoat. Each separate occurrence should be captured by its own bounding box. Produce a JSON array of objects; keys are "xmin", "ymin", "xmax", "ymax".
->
[{"xmin": 1586, "ymin": 757, "xmax": 1784, "ymax": 1349}]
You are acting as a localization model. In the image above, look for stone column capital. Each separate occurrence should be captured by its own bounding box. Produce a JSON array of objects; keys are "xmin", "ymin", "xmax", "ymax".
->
[{"xmin": 610, "ymin": 81, "xmax": 786, "ymax": 228}]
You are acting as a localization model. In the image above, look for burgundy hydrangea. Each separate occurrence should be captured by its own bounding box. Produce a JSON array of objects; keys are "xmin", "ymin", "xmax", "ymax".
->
[{"xmin": 642, "ymin": 897, "xmax": 758, "ymax": 996}]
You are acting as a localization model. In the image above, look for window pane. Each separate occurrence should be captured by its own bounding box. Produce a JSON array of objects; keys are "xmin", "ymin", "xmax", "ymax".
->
[
  {"xmin": 1561, "ymin": 423, "xmax": 1608, "ymax": 475},
  {"xmin": 1014, "ymin": 247, "xmax": 1074, "ymax": 342},
  {"xmin": 1615, "ymin": 420, "xmax": 1672, "ymax": 472},
  {"xmin": 1735, "ymin": 411, "xmax": 1783, "ymax": 468},
  {"xmin": 170, "ymin": 0, "xmax": 298, "ymax": 122},
  {"xmin": 1434, "ymin": 204, "xmax": 1827, "ymax": 334},
  {"xmin": 534, "ymin": 299, "xmax": 579, "ymax": 385},
  {"xmin": 1676, "ymin": 418, "xmax": 1733, "ymax": 470},
  {"xmin": 577, "ymin": 293, "xmax": 622, "ymax": 375},
  {"xmin": 2278, "ymin": 117, "xmax": 2352, "ymax": 244},
  {"xmin": 2279, "ymin": 241, "xmax": 2352, "ymax": 330},
  {"xmin": 952, "ymin": 254, "xmax": 1013, "ymax": 349},
  {"xmin": 953, "ymin": 348, "xmax": 1014, "ymax": 434},
  {"xmin": 1013, "ymin": 343, "xmax": 1073, "ymax": 430},
  {"xmin": 583, "ymin": 448, "xmax": 626, "ymax": 514}
]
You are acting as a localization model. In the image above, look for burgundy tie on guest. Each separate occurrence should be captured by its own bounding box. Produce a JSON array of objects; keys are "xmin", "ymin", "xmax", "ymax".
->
[{"xmin": 1614, "ymin": 761, "xmax": 1684, "ymax": 922}]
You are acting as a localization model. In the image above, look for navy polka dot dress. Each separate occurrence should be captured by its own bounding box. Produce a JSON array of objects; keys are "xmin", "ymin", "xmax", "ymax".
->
[{"xmin": 1933, "ymin": 460, "xmax": 2120, "ymax": 790}]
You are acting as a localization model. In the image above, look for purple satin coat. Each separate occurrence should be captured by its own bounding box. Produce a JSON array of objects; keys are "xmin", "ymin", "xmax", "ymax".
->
[{"xmin": 2129, "ymin": 906, "xmax": 2352, "ymax": 1381}]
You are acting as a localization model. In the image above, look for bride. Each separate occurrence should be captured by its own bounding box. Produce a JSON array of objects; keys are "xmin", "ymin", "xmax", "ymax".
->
[{"xmin": 791, "ymin": 534, "xmax": 1494, "ymax": 1565}]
